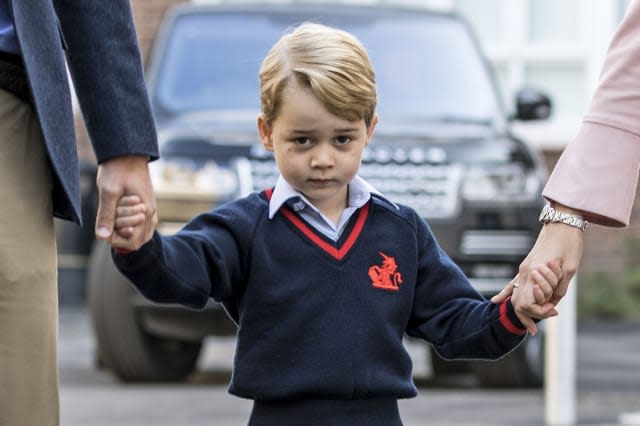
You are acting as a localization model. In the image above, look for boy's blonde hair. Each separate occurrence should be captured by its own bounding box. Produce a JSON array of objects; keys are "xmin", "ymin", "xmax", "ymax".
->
[{"xmin": 259, "ymin": 22, "xmax": 377, "ymax": 127}]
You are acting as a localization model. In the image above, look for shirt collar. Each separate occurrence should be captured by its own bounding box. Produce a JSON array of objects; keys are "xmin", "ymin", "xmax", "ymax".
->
[{"xmin": 268, "ymin": 174, "xmax": 397, "ymax": 219}]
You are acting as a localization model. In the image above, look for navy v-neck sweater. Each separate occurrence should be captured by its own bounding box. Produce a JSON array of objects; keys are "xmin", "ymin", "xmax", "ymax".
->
[{"xmin": 113, "ymin": 190, "xmax": 527, "ymax": 424}]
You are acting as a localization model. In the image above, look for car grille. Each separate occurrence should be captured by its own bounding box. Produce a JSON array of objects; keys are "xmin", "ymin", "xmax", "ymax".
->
[{"xmin": 247, "ymin": 144, "xmax": 463, "ymax": 219}]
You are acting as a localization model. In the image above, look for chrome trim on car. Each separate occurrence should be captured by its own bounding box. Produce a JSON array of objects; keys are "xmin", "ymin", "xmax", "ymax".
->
[{"xmin": 461, "ymin": 230, "xmax": 534, "ymax": 256}]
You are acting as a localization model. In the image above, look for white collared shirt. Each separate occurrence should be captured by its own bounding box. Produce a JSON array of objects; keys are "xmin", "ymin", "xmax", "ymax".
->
[{"xmin": 268, "ymin": 175, "xmax": 396, "ymax": 241}]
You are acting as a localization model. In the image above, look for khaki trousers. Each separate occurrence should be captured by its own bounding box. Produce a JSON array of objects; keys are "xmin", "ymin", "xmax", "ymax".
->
[{"xmin": 0, "ymin": 90, "xmax": 59, "ymax": 426}]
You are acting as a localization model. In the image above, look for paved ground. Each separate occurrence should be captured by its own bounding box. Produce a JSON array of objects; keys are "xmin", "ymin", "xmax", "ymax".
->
[{"xmin": 58, "ymin": 308, "xmax": 640, "ymax": 425}]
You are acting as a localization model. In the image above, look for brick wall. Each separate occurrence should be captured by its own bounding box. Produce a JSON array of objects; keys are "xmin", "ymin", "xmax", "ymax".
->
[{"xmin": 130, "ymin": 0, "xmax": 189, "ymax": 64}]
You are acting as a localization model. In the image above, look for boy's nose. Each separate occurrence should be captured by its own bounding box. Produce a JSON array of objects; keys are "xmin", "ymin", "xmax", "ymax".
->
[{"xmin": 310, "ymin": 145, "xmax": 334, "ymax": 168}]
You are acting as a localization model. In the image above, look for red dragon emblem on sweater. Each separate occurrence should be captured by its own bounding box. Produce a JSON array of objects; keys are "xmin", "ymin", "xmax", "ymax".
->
[{"xmin": 368, "ymin": 252, "xmax": 403, "ymax": 291}]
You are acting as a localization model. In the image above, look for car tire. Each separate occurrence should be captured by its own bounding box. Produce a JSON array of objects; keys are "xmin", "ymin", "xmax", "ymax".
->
[
  {"xmin": 469, "ymin": 327, "xmax": 545, "ymax": 388},
  {"xmin": 87, "ymin": 241, "xmax": 202, "ymax": 382}
]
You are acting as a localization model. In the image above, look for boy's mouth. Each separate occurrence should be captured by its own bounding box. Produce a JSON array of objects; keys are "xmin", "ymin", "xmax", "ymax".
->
[{"xmin": 308, "ymin": 178, "xmax": 334, "ymax": 185}]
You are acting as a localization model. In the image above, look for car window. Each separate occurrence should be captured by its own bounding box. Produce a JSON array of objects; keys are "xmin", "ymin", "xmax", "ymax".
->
[{"xmin": 154, "ymin": 11, "xmax": 500, "ymax": 125}]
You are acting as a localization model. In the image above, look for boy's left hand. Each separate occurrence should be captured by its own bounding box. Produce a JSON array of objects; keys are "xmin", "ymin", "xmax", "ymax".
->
[
  {"xmin": 493, "ymin": 260, "xmax": 562, "ymax": 335},
  {"xmin": 111, "ymin": 195, "xmax": 157, "ymax": 253}
]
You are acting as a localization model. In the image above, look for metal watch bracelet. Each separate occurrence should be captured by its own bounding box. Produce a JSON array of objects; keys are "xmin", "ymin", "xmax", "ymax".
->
[{"xmin": 538, "ymin": 203, "xmax": 588, "ymax": 232}]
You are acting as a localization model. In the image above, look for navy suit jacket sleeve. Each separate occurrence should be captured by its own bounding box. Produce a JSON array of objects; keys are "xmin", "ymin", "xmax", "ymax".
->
[{"xmin": 53, "ymin": 0, "xmax": 159, "ymax": 163}]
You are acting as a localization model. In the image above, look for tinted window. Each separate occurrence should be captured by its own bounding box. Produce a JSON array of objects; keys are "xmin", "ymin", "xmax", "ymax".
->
[{"xmin": 154, "ymin": 11, "xmax": 499, "ymax": 124}]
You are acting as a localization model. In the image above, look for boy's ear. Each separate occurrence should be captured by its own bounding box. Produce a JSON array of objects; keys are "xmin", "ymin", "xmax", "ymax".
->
[
  {"xmin": 365, "ymin": 115, "xmax": 379, "ymax": 147},
  {"xmin": 257, "ymin": 114, "xmax": 274, "ymax": 151}
]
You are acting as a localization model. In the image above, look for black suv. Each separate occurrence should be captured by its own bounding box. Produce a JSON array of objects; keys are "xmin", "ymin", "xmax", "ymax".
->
[{"xmin": 88, "ymin": 3, "xmax": 552, "ymax": 386}]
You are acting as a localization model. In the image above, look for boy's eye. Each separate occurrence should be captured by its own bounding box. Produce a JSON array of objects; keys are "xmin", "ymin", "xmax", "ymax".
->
[
  {"xmin": 293, "ymin": 137, "xmax": 312, "ymax": 145},
  {"xmin": 335, "ymin": 136, "xmax": 351, "ymax": 145}
]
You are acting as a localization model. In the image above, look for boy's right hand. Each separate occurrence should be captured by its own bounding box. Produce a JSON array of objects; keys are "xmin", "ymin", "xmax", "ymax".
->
[{"xmin": 112, "ymin": 195, "xmax": 157, "ymax": 253}]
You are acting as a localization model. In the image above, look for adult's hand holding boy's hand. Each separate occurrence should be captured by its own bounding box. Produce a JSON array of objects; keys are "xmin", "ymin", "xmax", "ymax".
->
[
  {"xmin": 94, "ymin": 155, "xmax": 156, "ymax": 252},
  {"xmin": 518, "ymin": 221, "xmax": 583, "ymax": 308},
  {"xmin": 110, "ymin": 195, "xmax": 157, "ymax": 253},
  {"xmin": 493, "ymin": 260, "xmax": 562, "ymax": 335}
]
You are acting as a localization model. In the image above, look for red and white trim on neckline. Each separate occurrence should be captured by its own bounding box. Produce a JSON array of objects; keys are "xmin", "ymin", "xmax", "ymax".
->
[{"xmin": 264, "ymin": 188, "xmax": 369, "ymax": 261}]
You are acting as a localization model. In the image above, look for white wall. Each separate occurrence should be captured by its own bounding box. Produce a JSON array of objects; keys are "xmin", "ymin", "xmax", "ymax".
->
[{"xmin": 446, "ymin": 0, "xmax": 627, "ymax": 150}]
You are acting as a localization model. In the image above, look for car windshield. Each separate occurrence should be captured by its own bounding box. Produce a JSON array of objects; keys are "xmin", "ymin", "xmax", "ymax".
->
[{"xmin": 153, "ymin": 10, "xmax": 500, "ymax": 126}]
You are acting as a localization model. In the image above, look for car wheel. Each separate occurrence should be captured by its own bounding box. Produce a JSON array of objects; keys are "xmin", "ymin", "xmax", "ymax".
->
[
  {"xmin": 470, "ymin": 327, "xmax": 545, "ymax": 388},
  {"xmin": 87, "ymin": 241, "xmax": 202, "ymax": 382}
]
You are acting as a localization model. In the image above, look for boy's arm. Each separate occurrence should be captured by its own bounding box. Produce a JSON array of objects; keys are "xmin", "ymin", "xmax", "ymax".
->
[
  {"xmin": 112, "ymin": 232, "xmax": 211, "ymax": 309},
  {"xmin": 111, "ymin": 209, "xmax": 248, "ymax": 313},
  {"xmin": 406, "ymin": 217, "xmax": 534, "ymax": 361}
]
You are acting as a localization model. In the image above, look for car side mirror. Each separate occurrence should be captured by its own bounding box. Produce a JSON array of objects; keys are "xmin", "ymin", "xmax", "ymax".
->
[{"xmin": 513, "ymin": 88, "xmax": 552, "ymax": 121}]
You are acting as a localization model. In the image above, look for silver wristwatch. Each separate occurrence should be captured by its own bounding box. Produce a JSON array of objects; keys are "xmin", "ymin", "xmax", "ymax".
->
[{"xmin": 538, "ymin": 203, "xmax": 588, "ymax": 232}]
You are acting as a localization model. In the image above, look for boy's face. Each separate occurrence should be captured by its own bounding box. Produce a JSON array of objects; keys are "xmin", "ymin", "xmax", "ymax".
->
[{"xmin": 258, "ymin": 83, "xmax": 377, "ymax": 217}]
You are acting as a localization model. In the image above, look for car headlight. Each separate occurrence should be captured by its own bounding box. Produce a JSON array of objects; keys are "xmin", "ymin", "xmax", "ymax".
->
[
  {"xmin": 461, "ymin": 164, "xmax": 542, "ymax": 202},
  {"xmin": 150, "ymin": 158, "xmax": 239, "ymax": 200}
]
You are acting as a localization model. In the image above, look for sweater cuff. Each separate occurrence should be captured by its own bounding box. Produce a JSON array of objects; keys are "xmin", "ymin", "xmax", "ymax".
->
[
  {"xmin": 499, "ymin": 297, "xmax": 527, "ymax": 336},
  {"xmin": 111, "ymin": 233, "xmax": 158, "ymax": 269}
]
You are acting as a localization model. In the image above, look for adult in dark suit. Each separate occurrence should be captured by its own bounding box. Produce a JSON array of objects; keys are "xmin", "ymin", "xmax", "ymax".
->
[{"xmin": 0, "ymin": 1, "xmax": 158, "ymax": 424}]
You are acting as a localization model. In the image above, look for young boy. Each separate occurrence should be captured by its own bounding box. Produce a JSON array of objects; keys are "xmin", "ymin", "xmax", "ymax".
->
[{"xmin": 112, "ymin": 23, "xmax": 560, "ymax": 426}]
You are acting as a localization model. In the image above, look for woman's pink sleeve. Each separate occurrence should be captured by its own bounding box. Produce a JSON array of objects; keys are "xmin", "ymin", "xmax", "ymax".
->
[{"xmin": 542, "ymin": 1, "xmax": 640, "ymax": 227}]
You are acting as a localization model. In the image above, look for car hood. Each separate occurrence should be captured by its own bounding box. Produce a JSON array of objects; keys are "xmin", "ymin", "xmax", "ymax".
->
[{"xmin": 372, "ymin": 124, "xmax": 521, "ymax": 165}]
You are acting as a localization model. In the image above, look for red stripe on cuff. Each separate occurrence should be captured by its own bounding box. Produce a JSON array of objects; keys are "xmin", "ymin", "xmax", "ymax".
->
[{"xmin": 499, "ymin": 297, "xmax": 527, "ymax": 336}]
